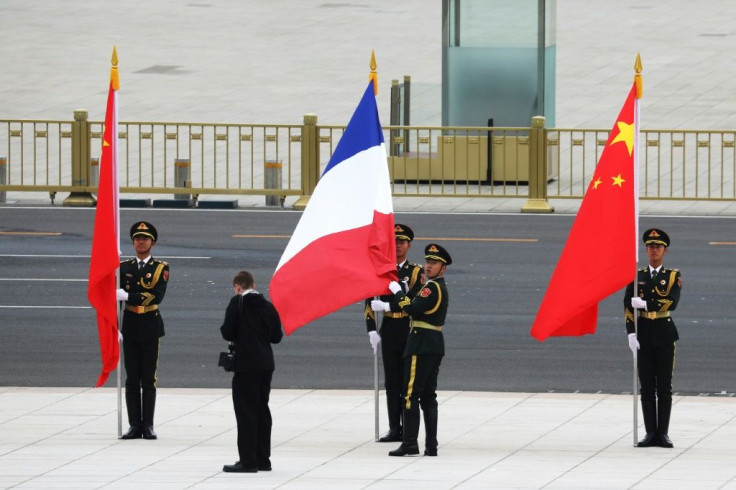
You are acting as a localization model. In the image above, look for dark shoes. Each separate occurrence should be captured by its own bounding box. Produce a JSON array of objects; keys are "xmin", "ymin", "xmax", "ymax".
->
[
  {"xmin": 636, "ymin": 433, "xmax": 658, "ymax": 447},
  {"xmin": 658, "ymin": 433, "xmax": 674, "ymax": 448},
  {"xmin": 424, "ymin": 447, "xmax": 438, "ymax": 456},
  {"xmin": 388, "ymin": 443, "xmax": 420, "ymax": 456},
  {"xmin": 142, "ymin": 425, "xmax": 157, "ymax": 440},
  {"xmin": 637, "ymin": 432, "xmax": 674, "ymax": 448},
  {"xmin": 121, "ymin": 426, "xmax": 142, "ymax": 439},
  {"xmin": 378, "ymin": 428, "xmax": 403, "ymax": 443},
  {"xmin": 223, "ymin": 462, "xmax": 258, "ymax": 473}
]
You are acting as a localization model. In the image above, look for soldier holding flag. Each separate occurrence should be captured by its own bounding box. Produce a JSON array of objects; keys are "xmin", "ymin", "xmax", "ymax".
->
[
  {"xmin": 625, "ymin": 228, "xmax": 682, "ymax": 448},
  {"xmin": 385, "ymin": 243, "xmax": 451, "ymax": 457},
  {"xmin": 367, "ymin": 224, "xmax": 424, "ymax": 442}
]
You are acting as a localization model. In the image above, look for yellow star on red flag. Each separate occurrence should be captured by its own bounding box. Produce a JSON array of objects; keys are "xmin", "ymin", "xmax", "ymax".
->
[
  {"xmin": 611, "ymin": 121, "xmax": 634, "ymax": 156},
  {"xmin": 611, "ymin": 174, "xmax": 625, "ymax": 187}
]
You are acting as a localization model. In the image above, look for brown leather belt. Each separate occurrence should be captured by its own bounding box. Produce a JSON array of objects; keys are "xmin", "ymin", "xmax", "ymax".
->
[
  {"xmin": 383, "ymin": 312, "xmax": 408, "ymax": 318},
  {"xmin": 638, "ymin": 311, "xmax": 670, "ymax": 320},
  {"xmin": 125, "ymin": 304, "xmax": 158, "ymax": 314}
]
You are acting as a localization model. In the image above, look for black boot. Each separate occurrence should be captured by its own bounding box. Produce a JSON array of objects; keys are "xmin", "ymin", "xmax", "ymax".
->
[
  {"xmin": 657, "ymin": 398, "xmax": 673, "ymax": 448},
  {"xmin": 423, "ymin": 408, "xmax": 438, "ymax": 456},
  {"xmin": 389, "ymin": 406, "xmax": 419, "ymax": 456},
  {"xmin": 141, "ymin": 390, "xmax": 157, "ymax": 440},
  {"xmin": 121, "ymin": 390, "xmax": 142, "ymax": 439},
  {"xmin": 637, "ymin": 398, "xmax": 658, "ymax": 447},
  {"xmin": 379, "ymin": 395, "xmax": 403, "ymax": 442}
]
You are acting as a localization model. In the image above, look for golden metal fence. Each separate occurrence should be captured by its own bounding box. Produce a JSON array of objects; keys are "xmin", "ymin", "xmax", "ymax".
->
[
  {"xmin": 549, "ymin": 128, "xmax": 736, "ymax": 200},
  {"xmin": 1, "ymin": 113, "xmax": 734, "ymax": 208}
]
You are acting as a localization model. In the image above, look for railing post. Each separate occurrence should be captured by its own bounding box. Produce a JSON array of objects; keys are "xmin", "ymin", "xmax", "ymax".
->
[
  {"xmin": 521, "ymin": 116, "xmax": 554, "ymax": 213},
  {"xmin": 403, "ymin": 75, "xmax": 411, "ymax": 151},
  {"xmin": 0, "ymin": 156, "xmax": 7, "ymax": 203},
  {"xmin": 265, "ymin": 159, "xmax": 283, "ymax": 207},
  {"xmin": 63, "ymin": 109, "xmax": 96, "ymax": 206},
  {"xmin": 90, "ymin": 157, "xmax": 99, "ymax": 188},
  {"xmin": 390, "ymin": 79, "xmax": 400, "ymax": 156},
  {"xmin": 293, "ymin": 113, "xmax": 319, "ymax": 210},
  {"xmin": 174, "ymin": 158, "xmax": 191, "ymax": 200}
]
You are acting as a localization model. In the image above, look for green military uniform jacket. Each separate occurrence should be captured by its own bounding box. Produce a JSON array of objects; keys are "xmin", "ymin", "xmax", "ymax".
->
[
  {"xmin": 394, "ymin": 277, "xmax": 448, "ymax": 356},
  {"xmin": 120, "ymin": 257, "xmax": 169, "ymax": 341},
  {"xmin": 624, "ymin": 266, "xmax": 681, "ymax": 347},
  {"xmin": 364, "ymin": 260, "xmax": 423, "ymax": 342}
]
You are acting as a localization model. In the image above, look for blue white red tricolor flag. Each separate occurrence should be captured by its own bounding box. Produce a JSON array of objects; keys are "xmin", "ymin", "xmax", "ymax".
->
[{"xmin": 270, "ymin": 81, "xmax": 397, "ymax": 334}]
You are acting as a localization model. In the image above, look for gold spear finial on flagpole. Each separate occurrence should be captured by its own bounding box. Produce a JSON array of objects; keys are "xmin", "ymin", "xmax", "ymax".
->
[
  {"xmin": 634, "ymin": 53, "xmax": 642, "ymax": 99},
  {"xmin": 111, "ymin": 46, "xmax": 120, "ymax": 90},
  {"xmin": 369, "ymin": 50, "xmax": 378, "ymax": 95}
]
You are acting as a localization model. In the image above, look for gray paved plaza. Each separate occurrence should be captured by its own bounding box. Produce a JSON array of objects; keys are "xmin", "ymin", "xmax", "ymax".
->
[
  {"xmin": 2, "ymin": 2, "xmax": 736, "ymax": 488},
  {"xmin": 2, "ymin": 1, "xmax": 735, "ymax": 129}
]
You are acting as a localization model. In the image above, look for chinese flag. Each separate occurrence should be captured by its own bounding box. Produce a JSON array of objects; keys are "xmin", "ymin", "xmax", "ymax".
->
[
  {"xmin": 88, "ymin": 55, "xmax": 121, "ymax": 386},
  {"xmin": 530, "ymin": 83, "xmax": 638, "ymax": 341}
]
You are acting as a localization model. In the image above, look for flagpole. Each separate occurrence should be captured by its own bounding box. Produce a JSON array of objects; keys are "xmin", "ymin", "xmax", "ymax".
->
[
  {"xmin": 117, "ymin": 283, "xmax": 123, "ymax": 439},
  {"xmin": 374, "ymin": 347, "xmax": 379, "ymax": 442},
  {"xmin": 369, "ymin": 52, "xmax": 380, "ymax": 442},
  {"xmin": 111, "ymin": 46, "xmax": 123, "ymax": 439},
  {"xmin": 632, "ymin": 53, "xmax": 643, "ymax": 446}
]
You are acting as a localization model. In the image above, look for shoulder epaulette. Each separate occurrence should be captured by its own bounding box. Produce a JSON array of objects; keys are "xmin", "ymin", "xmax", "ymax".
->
[{"xmin": 152, "ymin": 259, "xmax": 169, "ymax": 266}]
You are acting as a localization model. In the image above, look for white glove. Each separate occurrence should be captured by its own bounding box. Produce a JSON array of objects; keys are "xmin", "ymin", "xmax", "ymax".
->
[
  {"xmin": 631, "ymin": 297, "xmax": 647, "ymax": 310},
  {"xmin": 368, "ymin": 331, "xmax": 381, "ymax": 354},
  {"xmin": 371, "ymin": 300, "xmax": 390, "ymax": 312},
  {"xmin": 115, "ymin": 289, "xmax": 129, "ymax": 301},
  {"xmin": 118, "ymin": 330, "xmax": 123, "ymax": 342},
  {"xmin": 628, "ymin": 333, "xmax": 640, "ymax": 353},
  {"xmin": 388, "ymin": 281, "xmax": 402, "ymax": 294}
]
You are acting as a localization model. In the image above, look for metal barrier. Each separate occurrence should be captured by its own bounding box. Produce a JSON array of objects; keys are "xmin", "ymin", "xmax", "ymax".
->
[{"xmin": 1, "ymin": 113, "xmax": 734, "ymax": 210}]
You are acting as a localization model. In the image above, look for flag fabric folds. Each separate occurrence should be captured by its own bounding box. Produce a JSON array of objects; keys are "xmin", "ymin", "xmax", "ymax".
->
[
  {"xmin": 270, "ymin": 82, "xmax": 397, "ymax": 334},
  {"xmin": 530, "ymin": 83, "xmax": 638, "ymax": 341},
  {"xmin": 88, "ymin": 77, "xmax": 121, "ymax": 386}
]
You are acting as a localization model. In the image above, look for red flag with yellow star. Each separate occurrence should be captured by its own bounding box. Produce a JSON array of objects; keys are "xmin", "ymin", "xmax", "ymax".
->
[
  {"xmin": 531, "ymin": 83, "xmax": 638, "ymax": 341},
  {"xmin": 88, "ymin": 50, "xmax": 121, "ymax": 385}
]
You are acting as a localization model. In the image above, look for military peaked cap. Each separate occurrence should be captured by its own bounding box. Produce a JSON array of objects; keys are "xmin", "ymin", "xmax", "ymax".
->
[
  {"xmin": 130, "ymin": 221, "xmax": 158, "ymax": 242},
  {"xmin": 643, "ymin": 228, "xmax": 669, "ymax": 247},
  {"xmin": 394, "ymin": 223, "xmax": 414, "ymax": 241},
  {"xmin": 425, "ymin": 243, "xmax": 452, "ymax": 265}
]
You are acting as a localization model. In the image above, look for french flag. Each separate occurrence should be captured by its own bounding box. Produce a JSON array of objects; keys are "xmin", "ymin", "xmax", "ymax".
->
[{"xmin": 270, "ymin": 82, "xmax": 397, "ymax": 334}]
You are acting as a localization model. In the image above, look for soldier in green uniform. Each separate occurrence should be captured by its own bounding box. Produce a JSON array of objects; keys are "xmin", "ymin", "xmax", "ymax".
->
[
  {"xmin": 115, "ymin": 221, "xmax": 169, "ymax": 440},
  {"xmin": 366, "ymin": 224, "xmax": 424, "ymax": 442},
  {"xmin": 386, "ymin": 243, "xmax": 450, "ymax": 457},
  {"xmin": 624, "ymin": 228, "xmax": 682, "ymax": 448}
]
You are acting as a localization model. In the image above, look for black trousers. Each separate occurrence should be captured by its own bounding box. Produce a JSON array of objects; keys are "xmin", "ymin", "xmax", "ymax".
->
[
  {"xmin": 381, "ymin": 330, "xmax": 408, "ymax": 430},
  {"xmin": 402, "ymin": 354, "xmax": 442, "ymax": 444},
  {"xmin": 232, "ymin": 370, "xmax": 273, "ymax": 469},
  {"xmin": 638, "ymin": 341, "xmax": 675, "ymax": 433},
  {"xmin": 123, "ymin": 337, "xmax": 160, "ymax": 392},
  {"xmin": 123, "ymin": 337, "xmax": 160, "ymax": 426}
]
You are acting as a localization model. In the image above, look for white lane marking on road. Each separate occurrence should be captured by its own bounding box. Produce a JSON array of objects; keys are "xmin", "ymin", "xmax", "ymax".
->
[
  {"xmin": 0, "ymin": 255, "xmax": 211, "ymax": 259},
  {"xmin": 0, "ymin": 305, "xmax": 91, "ymax": 309},
  {"xmin": 0, "ymin": 278, "xmax": 87, "ymax": 281}
]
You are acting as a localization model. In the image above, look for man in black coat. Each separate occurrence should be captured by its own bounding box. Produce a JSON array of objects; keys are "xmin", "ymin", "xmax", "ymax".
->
[
  {"xmin": 624, "ymin": 228, "xmax": 682, "ymax": 448},
  {"xmin": 116, "ymin": 221, "xmax": 169, "ymax": 440},
  {"xmin": 221, "ymin": 271, "xmax": 283, "ymax": 473},
  {"xmin": 366, "ymin": 224, "xmax": 424, "ymax": 442}
]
